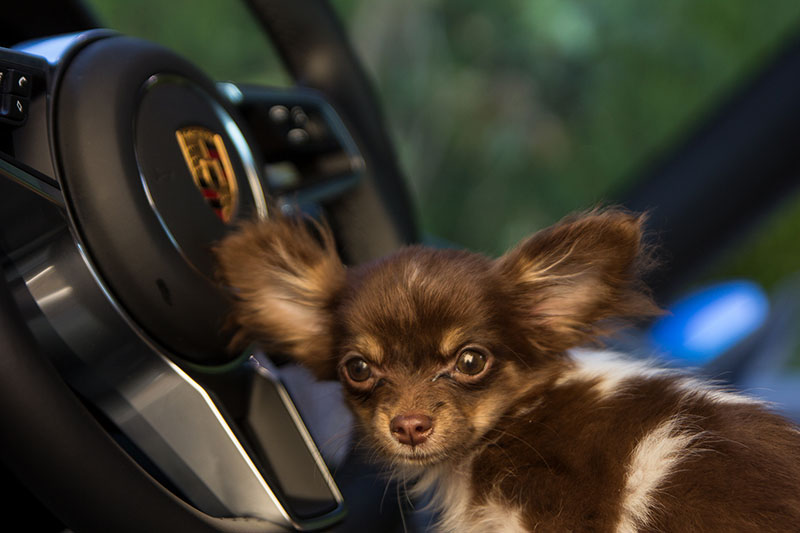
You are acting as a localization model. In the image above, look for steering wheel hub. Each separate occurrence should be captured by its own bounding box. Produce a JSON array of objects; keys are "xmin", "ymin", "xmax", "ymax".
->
[
  {"xmin": 56, "ymin": 36, "xmax": 266, "ymax": 364},
  {"xmin": 174, "ymin": 124, "xmax": 239, "ymax": 224}
]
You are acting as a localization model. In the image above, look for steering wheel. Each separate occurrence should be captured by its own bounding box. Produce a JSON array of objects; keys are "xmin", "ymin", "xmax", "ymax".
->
[{"xmin": 0, "ymin": 1, "xmax": 416, "ymax": 532}]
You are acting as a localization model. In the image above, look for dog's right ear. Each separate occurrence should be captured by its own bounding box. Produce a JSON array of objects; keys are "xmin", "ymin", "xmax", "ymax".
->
[
  {"xmin": 214, "ymin": 215, "xmax": 345, "ymax": 379},
  {"xmin": 494, "ymin": 209, "xmax": 660, "ymax": 355}
]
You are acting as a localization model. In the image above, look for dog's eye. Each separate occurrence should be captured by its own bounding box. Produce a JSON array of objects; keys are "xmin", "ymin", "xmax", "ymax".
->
[
  {"xmin": 346, "ymin": 357, "xmax": 372, "ymax": 382},
  {"xmin": 456, "ymin": 349, "xmax": 487, "ymax": 376}
]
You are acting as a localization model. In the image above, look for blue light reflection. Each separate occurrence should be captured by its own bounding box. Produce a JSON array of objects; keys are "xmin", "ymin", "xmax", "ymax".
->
[{"xmin": 649, "ymin": 280, "xmax": 769, "ymax": 365}]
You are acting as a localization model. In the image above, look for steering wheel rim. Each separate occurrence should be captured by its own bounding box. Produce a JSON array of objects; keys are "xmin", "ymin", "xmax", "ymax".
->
[
  {"xmin": 0, "ymin": 2, "xmax": 417, "ymax": 531},
  {"xmin": 0, "ymin": 273, "xmax": 270, "ymax": 533}
]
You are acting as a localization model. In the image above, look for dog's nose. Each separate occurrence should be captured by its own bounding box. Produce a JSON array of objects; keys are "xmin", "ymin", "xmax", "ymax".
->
[{"xmin": 390, "ymin": 414, "xmax": 433, "ymax": 446}]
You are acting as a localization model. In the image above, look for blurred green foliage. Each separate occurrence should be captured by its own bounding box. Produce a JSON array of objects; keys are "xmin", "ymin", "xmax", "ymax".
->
[
  {"xmin": 334, "ymin": 0, "xmax": 800, "ymax": 255},
  {"xmin": 86, "ymin": 0, "xmax": 800, "ymax": 274},
  {"xmin": 86, "ymin": 0, "xmax": 290, "ymax": 86}
]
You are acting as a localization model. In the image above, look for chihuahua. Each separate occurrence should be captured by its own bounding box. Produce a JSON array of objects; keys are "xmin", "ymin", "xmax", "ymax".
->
[{"xmin": 215, "ymin": 209, "xmax": 800, "ymax": 532}]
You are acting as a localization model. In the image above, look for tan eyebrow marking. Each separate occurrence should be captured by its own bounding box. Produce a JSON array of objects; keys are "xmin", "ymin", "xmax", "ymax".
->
[
  {"xmin": 439, "ymin": 327, "xmax": 468, "ymax": 356},
  {"xmin": 353, "ymin": 334, "xmax": 384, "ymax": 364}
]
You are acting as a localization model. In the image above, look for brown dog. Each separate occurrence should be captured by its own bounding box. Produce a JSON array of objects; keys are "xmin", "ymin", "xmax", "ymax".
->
[{"xmin": 216, "ymin": 209, "xmax": 800, "ymax": 532}]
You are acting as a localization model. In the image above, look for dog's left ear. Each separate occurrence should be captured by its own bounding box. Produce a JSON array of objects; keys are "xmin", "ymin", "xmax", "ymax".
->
[
  {"xmin": 214, "ymin": 215, "xmax": 345, "ymax": 379},
  {"xmin": 495, "ymin": 209, "xmax": 660, "ymax": 354}
]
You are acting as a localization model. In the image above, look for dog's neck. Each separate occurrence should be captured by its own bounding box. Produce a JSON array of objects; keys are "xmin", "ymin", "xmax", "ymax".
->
[
  {"xmin": 406, "ymin": 457, "xmax": 475, "ymax": 533},
  {"xmin": 406, "ymin": 453, "xmax": 528, "ymax": 533}
]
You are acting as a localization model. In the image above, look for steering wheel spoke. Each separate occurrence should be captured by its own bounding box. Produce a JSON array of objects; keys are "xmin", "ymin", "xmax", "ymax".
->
[{"xmin": 224, "ymin": 84, "xmax": 365, "ymax": 211}]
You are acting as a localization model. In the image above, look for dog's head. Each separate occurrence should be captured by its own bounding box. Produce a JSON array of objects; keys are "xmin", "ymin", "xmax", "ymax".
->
[{"xmin": 215, "ymin": 210, "xmax": 658, "ymax": 466}]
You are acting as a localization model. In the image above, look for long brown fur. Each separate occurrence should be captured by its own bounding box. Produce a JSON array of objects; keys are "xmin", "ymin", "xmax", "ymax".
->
[{"xmin": 215, "ymin": 209, "xmax": 800, "ymax": 532}]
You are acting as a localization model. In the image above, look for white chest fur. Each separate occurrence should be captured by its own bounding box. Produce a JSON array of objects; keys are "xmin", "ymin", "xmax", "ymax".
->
[{"xmin": 412, "ymin": 463, "xmax": 526, "ymax": 533}]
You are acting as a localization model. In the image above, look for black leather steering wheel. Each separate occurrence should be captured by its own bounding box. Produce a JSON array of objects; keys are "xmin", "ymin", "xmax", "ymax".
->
[{"xmin": 0, "ymin": 1, "xmax": 416, "ymax": 531}]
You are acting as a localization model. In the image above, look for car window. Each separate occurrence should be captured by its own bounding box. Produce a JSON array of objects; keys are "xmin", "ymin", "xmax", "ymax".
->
[
  {"xmin": 84, "ymin": 0, "xmax": 290, "ymax": 86},
  {"xmin": 334, "ymin": 0, "xmax": 800, "ymax": 255},
  {"xmin": 709, "ymin": 191, "xmax": 800, "ymax": 294},
  {"xmin": 705, "ymin": 190, "xmax": 800, "ymax": 369}
]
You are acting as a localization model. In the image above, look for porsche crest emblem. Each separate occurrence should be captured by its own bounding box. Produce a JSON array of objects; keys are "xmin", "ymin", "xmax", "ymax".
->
[{"xmin": 175, "ymin": 126, "xmax": 238, "ymax": 223}]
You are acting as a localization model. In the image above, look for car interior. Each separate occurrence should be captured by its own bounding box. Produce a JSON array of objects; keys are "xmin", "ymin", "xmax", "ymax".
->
[{"xmin": 1, "ymin": 1, "xmax": 800, "ymax": 532}]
